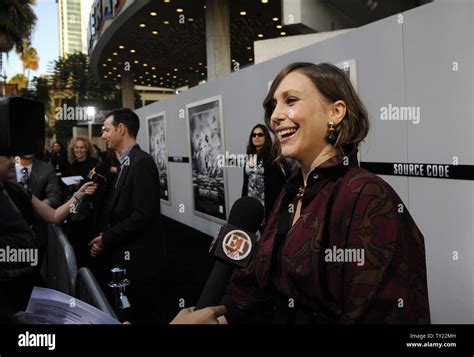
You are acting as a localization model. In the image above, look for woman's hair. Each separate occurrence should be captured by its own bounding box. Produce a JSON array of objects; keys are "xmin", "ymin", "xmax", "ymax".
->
[
  {"xmin": 68, "ymin": 137, "xmax": 96, "ymax": 163},
  {"xmin": 53, "ymin": 141, "xmax": 65, "ymax": 152},
  {"xmin": 263, "ymin": 62, "xmax": 369, "ymax": 161},
  {"xmin": 246, "ymin": 124, "xmax": 273, "ymax": 161}
]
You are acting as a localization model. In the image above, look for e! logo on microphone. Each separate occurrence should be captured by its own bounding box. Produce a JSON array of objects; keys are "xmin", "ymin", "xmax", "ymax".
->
[{"xmin": 222, "ymin": 230, "xmax": 252, "ymax": 261}]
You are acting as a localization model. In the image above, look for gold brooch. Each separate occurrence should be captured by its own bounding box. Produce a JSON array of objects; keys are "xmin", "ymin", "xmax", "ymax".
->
[{"xmin": 296, "ymin": 186, "xmax": 305, "ymax": 201}]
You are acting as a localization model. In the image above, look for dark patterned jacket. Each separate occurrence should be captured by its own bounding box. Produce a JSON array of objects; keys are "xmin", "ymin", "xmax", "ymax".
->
[{"xmin": 225, "ymin": 146, "xmax": 430, "ymax": 324}]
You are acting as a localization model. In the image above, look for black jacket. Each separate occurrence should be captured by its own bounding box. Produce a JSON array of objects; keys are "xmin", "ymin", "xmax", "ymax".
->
[
  {"xmin": 0, "ymin": 185, "xmax": 37, "ymax": 280},
  {"xmin": 0, "ymin": 185, "xmax": 38, "ymax": 316},
  {"xmin": 242, "ymin": 157, "xmax": 290, "ymax": 224},
  {"xmin": 101, "ymin": 145, "xmax": 165, "ymax": 282}
]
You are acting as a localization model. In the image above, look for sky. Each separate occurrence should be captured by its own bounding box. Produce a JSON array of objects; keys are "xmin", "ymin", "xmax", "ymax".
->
[{"xmin": 2, "ymin": 0, "xmax": 60, "ymax": 81}]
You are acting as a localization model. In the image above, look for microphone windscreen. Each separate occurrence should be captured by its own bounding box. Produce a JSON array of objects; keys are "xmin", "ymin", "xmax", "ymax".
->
[
  {"xmin": 94, "ymin": 161, "xmax": 108, "ymax": 175},
  {"xmin": 227, "ymin": 197, "xmax": 264, "ymax": 234}
]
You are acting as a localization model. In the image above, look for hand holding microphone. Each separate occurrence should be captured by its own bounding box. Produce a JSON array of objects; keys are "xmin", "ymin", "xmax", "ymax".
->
[
  {"xmin": 70, "ymin": 162, "xmax": 106, "ymax": 218},
  {"xmin": 87, "ymin": 161, "xmax": 108, "ymax": 186},
  {"xmin": 75, "ymin": 181, "xmax": 98, "ymax": 199}
]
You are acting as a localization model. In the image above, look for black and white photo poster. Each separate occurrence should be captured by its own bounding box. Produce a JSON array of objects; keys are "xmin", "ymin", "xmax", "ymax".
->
[
  {"xmin": 147, "ymin": 112, "xmax": 170, "ymax": 203},
  {"xmin": 187, "ymin": 96, "xmax": 227, "ymax": 221}
]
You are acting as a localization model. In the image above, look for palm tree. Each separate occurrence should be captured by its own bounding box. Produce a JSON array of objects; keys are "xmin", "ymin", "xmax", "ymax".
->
[
  {"xmin": 31, "ymin": 76, "xmax": 50, "ymax": 108},
  {"xmin": 50, "ymin": 53, "xmax": 125, "ymax": 143},
  {"xmin": 8, "ymin": 73, "xmax": 28, "ymax": 90},
  {"xmin": 0, "ymin": 0, "xmax": 37, "ymax": 53},
  {"xmin": 17, "ymin": 40, "xmax": 39, "ymax": 83}
]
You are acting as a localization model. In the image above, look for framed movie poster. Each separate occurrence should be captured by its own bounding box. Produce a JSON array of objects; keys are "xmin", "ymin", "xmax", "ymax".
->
[
  {"xmin": 147, "ymin": 112, "xmax": 171, "ymax": 204},
  {"xmin": 186, "ymin": 96, "xmax": 227, "ymax": 222}
]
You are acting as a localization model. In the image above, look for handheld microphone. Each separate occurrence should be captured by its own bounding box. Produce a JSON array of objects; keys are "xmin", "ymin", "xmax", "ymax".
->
[
  {"xmin": 87, "ymin": 161, "xmax": 108, "ymax": 186},
  {"xmin": 70, "ymin": 161, "xmax": 108, "ymax": 218},
  {"xmin": 195, "ymin": 197, "xmax": 264, "ymax": 310}
]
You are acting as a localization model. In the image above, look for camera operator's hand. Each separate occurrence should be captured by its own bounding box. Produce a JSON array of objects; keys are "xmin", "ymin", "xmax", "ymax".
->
[{"xmin": 170, "ymin": 306, "xmax": 227, "ymax": 324}]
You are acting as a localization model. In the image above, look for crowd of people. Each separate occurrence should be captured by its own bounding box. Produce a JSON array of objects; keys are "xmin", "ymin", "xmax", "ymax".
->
[{"xmin": 1, "ymin": 62, "xmax": 430, "ymax": 325}]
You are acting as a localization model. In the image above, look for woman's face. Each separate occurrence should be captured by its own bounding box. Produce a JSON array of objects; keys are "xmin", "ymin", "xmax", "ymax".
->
[
  {"xmin": 251, "ymin": 127, "xmax": 265, "ymax": 150},
  {"xmin": 270, "ymin": 71, "xmax": 331, "ymax": 167},
  {"xmin": 74, "ymin": 140, "xmax": 88, "ymax": 161}
]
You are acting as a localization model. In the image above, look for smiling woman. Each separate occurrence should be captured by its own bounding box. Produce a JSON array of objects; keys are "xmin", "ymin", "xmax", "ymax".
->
[
  {"xmin": 67, "ymin": 137, "xmax": 98, "ymax": 178},
  {"xmin": 221, "ymin": 62, "xmax": 430, "ymax": 324},
  {"xmin": 264, "ymin": 62, "xmax": 369, "ymax": 182}
]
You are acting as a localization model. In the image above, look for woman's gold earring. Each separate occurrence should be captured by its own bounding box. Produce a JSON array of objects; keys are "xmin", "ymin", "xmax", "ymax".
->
[{"xmin": 327, "ymin": 121, "xmax": 337, "ymax": 145}]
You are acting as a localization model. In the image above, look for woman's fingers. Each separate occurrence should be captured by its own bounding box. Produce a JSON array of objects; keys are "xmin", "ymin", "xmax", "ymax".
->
[{"xmin": 81, "ymin": 182, "xmax": 98, "ymax": 195}]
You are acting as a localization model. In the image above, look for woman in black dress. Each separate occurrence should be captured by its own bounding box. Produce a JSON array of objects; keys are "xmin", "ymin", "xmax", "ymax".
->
[{"xmin": 242, "ymin": 124, "xmax": 290, "ymax": 232}]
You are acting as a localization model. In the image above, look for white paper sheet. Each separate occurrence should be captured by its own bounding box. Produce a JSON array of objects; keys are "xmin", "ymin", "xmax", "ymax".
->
[
  {"xmin": 61, "ymin": 176, "xmax": 84, "ymax": 186},
  {"xmin": 22, "ymin": 287, "xmax": 120, "ymax": 324}
]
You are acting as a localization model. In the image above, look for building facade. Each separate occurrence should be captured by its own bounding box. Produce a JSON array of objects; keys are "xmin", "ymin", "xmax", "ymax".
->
[{"xmin": 58, "ymin": 0, "xmax": 94, "ymax": 57}]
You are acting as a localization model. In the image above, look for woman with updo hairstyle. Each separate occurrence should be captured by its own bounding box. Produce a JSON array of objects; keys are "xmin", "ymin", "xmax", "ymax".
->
[{"xmin": 220, "ymin": 62, "xmax": 430, "ymax": 324}]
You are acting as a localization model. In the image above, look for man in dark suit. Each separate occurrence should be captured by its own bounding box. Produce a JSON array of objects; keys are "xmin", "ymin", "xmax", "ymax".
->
[
  {"xmin": 89, "ymin": 108, "xmax": 166, "ymax": 323},
  {"xmin": 15, "ymin": 155, "xmax": 62, "ymax": 208}
]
